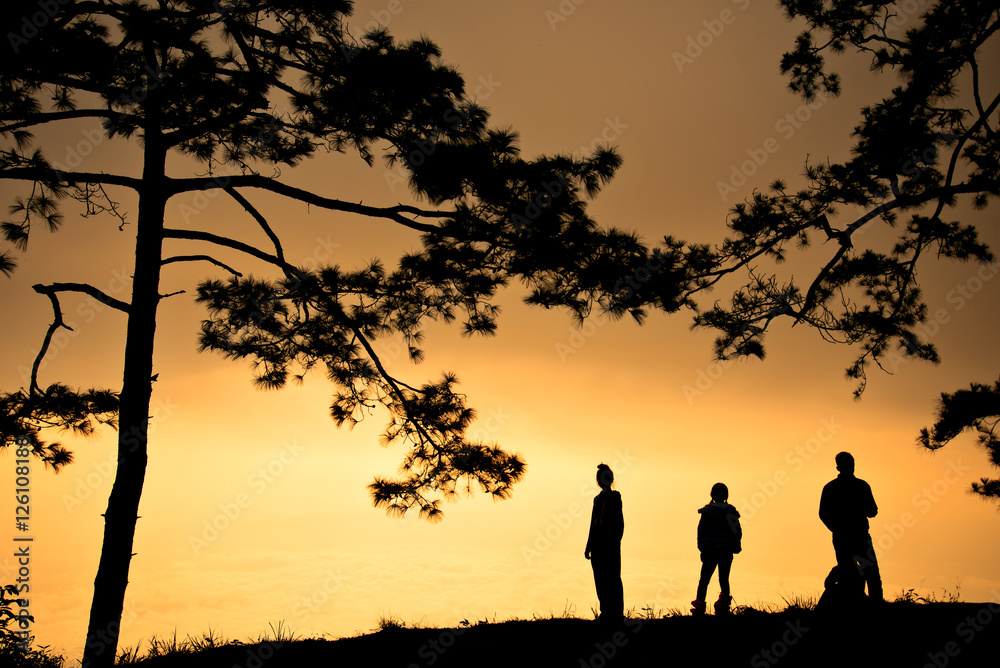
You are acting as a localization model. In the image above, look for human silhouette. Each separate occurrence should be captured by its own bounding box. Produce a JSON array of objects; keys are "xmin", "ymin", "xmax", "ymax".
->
[
  {"xmin": 819, "ymin": 452, "xmax": 883, "ymax": 603},
  {"xmin": 815, "ymin": 565, "xmax": 868, "ymax": 616},
  {"xmin": 691, "ymin": 482, "xmax": 742, "ymax": 615},
  {"xmin": 585, "ymin": 463, "xmax": 624, "ymax": 622}
]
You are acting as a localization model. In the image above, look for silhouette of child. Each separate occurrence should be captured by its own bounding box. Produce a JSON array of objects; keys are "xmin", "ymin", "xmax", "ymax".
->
[{"xmin": 691, "ymin": 482, "xmax": 742, "ymax": 615}]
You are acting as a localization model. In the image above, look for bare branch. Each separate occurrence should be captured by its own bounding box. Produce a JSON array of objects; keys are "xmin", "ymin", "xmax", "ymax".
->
[
  {"xmin": 29, "ymin": 290, "xmax": 73, "ymax": 395},
  {"xmin": 71, "ymin": 182, "xmax": 130, "ymax": 230},
  {"xmin": 224, "ymin": 186, "xmax": 289, "ymax": 269},
  {"xmin": 163, "ymin": 227, "xmax": 287, "ymax": 269},
  {"xmin": 0, "ymin": 168, "xmax": 141, "ymax": 191},
  {"xmin": 162, "ymin": 254, "xmax": 243, "ymax": 276},
  {"xmin": 32, "ymin": 282, "xmax": 131, "ymax": 314}
]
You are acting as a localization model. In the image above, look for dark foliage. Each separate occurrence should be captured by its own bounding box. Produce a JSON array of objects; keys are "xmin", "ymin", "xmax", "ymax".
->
[
  {"xmin": 0, "ymin": 584, "xmax": 63, "ymax": 668},
  {"xmin": 685, "ymin": 2, "xmax": 999, "ymax": 397},
  {"xmin": 0, "ymin": 384, "xmax": 118, "ymax": 470},
  {"xmin": 920, "ymin": 379, "xmax": 1000, "ymax": 500},
  {"xmin": 663, "ymin": 1, "xmax": 1000, "ymax": 500},
  {"xmin": 0, "ymin": 3, "xmax": 653, "ymax": 664}
]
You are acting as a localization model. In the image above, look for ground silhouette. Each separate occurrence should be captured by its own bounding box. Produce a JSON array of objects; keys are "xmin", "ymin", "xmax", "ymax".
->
[{"xmin": 119, "ymin": 600, "xmax": 999, "ymax": 668}]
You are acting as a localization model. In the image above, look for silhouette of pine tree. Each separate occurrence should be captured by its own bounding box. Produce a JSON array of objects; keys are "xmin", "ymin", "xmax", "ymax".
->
[
  {"xmin": 671, "ymin": 1, "xmax": 1000, "ymax": 495},
  {"xmin": 0, "ymin": 3, "xmax": 655, "ymax": 666},
  {"xmin": 920, "ymin": 379, "xmax": 1000, "ymax": 502},
  {"xmin": 686, "ymin": 2, "xmax": 998, "ymax": 395}
]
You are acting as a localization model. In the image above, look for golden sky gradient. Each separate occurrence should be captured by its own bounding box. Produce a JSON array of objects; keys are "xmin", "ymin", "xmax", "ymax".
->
[{"xmin": 2, "ymin": 0, "xmax": 999, "ymax": 662}]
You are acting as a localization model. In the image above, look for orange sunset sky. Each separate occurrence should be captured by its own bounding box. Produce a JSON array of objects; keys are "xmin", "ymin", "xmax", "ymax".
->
[{"xmin": 2, "ymin": 0, "xmax": 999, "ymax": 663}]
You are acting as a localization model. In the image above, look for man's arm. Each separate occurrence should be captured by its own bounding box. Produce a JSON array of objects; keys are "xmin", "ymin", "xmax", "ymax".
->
[
  {"xmin": 819, "ymin": 482, "xmax": 835, "ymax": 531},
  {"xmin": 863, "ymin": 480, "xmax": 878, "ymax": 518}
]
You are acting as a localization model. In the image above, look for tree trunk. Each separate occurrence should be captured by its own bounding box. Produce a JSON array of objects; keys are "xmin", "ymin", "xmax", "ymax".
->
[{"xmin": 81, "ymin": 140, "xmax": 167, "ymax": 668}]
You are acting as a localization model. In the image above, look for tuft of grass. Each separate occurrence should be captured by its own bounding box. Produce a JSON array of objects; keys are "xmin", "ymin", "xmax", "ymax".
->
[
  {"xmin": 530, "ymin": 600, "xmax": 578, "ymax": 621},
  {"xmin": 731, "ymin": 595, "xmax": 817, "ymax": 616},
  {"xmin": 468, "ymin": 614, "xmax": 499, "ymax": 626},
  {"xmin": 779, "ymin": 594, "xmax": 818, "ymax": 613},
  {"xmin": 115, "ymin": 622, "xmax": 298, "ymax": 665},
  {"xmin": 149, "ymin": 629, "xmax": 188, "ymax": 657},
  {"xmin": 256, "ymin": 620, "xmax": 299, "ymax": 644},
  {"xmin": 735, "ymin": 599, "xmax": 782, "ymax": 614},
  {"xmin": 555, "ymin": 600, "xmax": 577, "ymax": 619},
  {"xmin": 630, "ymin": 603, "xmax": 685, "ymax": 619},
  {"xmin": 186, "ymin": 626, "xmax": 228, "ymax": 652},
  {"xmin": 374, "ymin": 613, "xmax": 408, "ymax": 632},
  {"xmin": 894, "ymin": 588, "xmax": 924, "ymax": 605},
  {"xmin": 893, "ymin": 584, "xmax": 962, "ymax": 605},
  {"xmin": 116, "ymin": 627, "xmax": 231, "ymax": 664},
  {"xmin": 115, "ymin": 643, "xmax": 144, "ymax": 665}
]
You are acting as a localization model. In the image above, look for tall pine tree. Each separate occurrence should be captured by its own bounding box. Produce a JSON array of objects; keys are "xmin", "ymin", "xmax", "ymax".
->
[{"xmin": 0, "ymin": 2, "xmax": 672, "ymax": 664}]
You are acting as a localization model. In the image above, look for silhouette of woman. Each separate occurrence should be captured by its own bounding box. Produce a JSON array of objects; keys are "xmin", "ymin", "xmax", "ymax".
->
[
  {"xmin": 691, "ymin": 482, "xmax": 741, "ymax": 616},
  {"xmin": 585, "ymin": 463, "xmax": 624, "ymax": 622}
]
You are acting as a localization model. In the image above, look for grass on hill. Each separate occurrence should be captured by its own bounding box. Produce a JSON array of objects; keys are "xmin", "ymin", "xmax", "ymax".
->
[{"xmin": 2, "ymin": 586, "xmax": 989, "ymax": 667}]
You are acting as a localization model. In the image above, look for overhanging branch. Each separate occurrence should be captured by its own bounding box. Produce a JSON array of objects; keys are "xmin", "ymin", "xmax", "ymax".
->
[
  {"xmin": 0, "ymin": 109, "xmax": 133, "ymax": 134},
  {"xmin": 32, "ymin": 282, "xmax": 131, "ymax": 314},
  {"xmin": 162, "ymin": 254, "xmax": 243, "ymax": 276},
  {"xmin": 167, "ymin": 173, "xmax": 451, "ymax": 233},
  {"xmin": 224, "ymin": 186, "xmax": 289, "ymax": 270},
  {"xmin": 692, "ymin": 180, "xmax": 997, "ymax": 304},
  {"xmin": 163, "ymin": 228, "xmax": 287, "ymax": 270},
  {"xmin": 0, "ymin": 168, "xmax": 141, "ymax": 190},
  {"xmin": 350, "ymin": 325, "xmax": 437, "ymax": 450}
]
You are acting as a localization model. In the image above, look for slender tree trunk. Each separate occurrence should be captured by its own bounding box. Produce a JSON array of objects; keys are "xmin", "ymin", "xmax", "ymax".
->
[{"xmin": 81, "ymin": 137, "xmax": 167, "ymax": 668}]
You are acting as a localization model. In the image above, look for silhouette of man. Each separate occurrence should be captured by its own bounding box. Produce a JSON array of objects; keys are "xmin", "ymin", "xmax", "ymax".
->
[
  {"xmin": 819, "ymin": 452, "xmax": 883, "ymax": 603},
  {"xmin": 585, "ymin": 463, "xmax": 624, "ymax": 622}
]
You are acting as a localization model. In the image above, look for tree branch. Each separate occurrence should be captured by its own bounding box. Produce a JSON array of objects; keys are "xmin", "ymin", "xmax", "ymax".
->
[
  {"xmin": 700, "ymin": 178, "xmax": 996, "ymax": 300},
  {"xmin": 680, "ymin": 214, "xmax": 820, "ymax": 301},
  {"xmin": 0, "ymin": 109, "xmax": 131, "ymax": 134},
  {"xmin": 224, "ymin": 186, "xmax": 289, "ymax": 269},
  {"xmin": 32, "ymin": 282, "xmax": 131, "ymax": 314},
  {"xmin": 29, "ymin": 290, "xmax": 72, "ymax": 395},
  {"xmin": 162, "ymin": 227, "xmax": 287, "ymax": 269},
  {"xmin": 796, "ymin": 239, "xmax": 853, "ymax": 321},
  {"xmin": 0, "ymin": 168, "xmax": 141, "ymax": 190},
  {"xmin": 166, "ymin": 174, "xmax": 451, "ymax": 233},
  {"xmin": 162, "ymin": 99, "xmax": 264, "ymax": 147},
  {"xmin": 162, "ymin": 254, "xmax": 243, "ymax": 276},
  {"xmin": 350, "ymin": 325, "xmax": 438, "ymax": 449}
]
